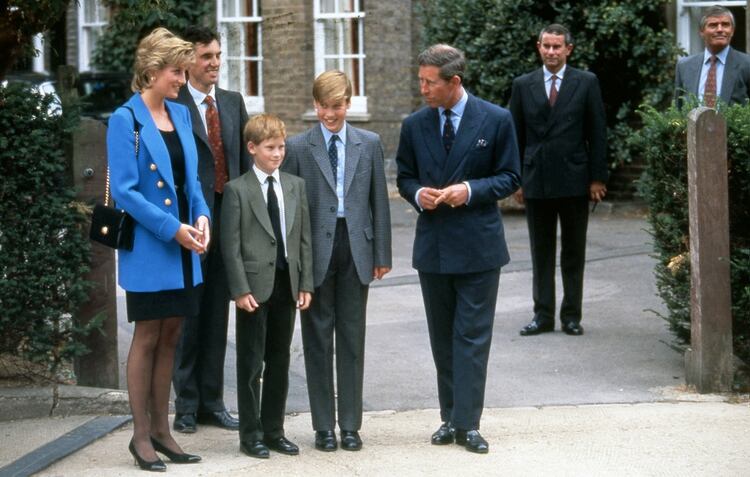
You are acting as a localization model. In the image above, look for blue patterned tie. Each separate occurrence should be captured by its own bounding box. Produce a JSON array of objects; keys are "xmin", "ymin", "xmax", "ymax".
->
[
  {"xmin": 442, "ymin": 109, "xmax": 454, "ymax": 154},
  {"xmin": 328, "ymin": 135, "xmax": 339, "ymax": 184}
]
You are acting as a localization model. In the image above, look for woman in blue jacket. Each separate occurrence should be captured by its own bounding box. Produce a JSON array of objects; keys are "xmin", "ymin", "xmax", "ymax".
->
[{"xmin": 107, "ymin": 27, "xmax": 210, "ymax": 471}]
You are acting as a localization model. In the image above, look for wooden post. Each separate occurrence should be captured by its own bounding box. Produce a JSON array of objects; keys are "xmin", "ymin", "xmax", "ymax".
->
[
  {"xmin": 72, "ymin": 118, "xmax": 120, "ymax": 389},
  {"xmin": 684, "ymin": 107, "xmax": 733, "ymax": 393}
]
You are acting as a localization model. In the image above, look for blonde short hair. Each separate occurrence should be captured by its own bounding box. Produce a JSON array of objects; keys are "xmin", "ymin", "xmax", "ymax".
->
[
  {"xmin": 131, "ymin": 27, "xmax": 195, "ymax": 92},
  {"xmin": 312, "ymin": 70, "xmax": 352, "ymax": 104},
  {"xmin": 244, "ymin": 114, "xmax": 287, "ymax": 145}
]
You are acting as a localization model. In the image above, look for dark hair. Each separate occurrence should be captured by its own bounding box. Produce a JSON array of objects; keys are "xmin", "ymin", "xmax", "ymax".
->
[
  {"xmin": 700, "ymin": 6, "xmax": 735, "ymax": 30},
  {"xmin": 538, "ymin": 24, "xmax": 573, "ymax": 45},
  {"xmin": 182, "ymin": 25, "xmax": 220, "ymax": 46},
  {"xmin": 417, "ymin": 44, "xmax": 465, "ymax": 81}
]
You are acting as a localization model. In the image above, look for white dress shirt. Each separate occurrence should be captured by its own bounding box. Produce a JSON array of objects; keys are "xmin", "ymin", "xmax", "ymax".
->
[{"xmin": 543, "ymin": 64, "xmax": 567, "ymax": 98}]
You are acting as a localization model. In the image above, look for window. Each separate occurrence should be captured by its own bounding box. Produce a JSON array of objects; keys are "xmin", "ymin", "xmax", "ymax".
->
[
  {"xmin": 78, "ymin": 0, "xmax": 109, "ymax": 72},
  {"xmin": 676, "ymin": 1, "xmax": 746, "ymax": 55},
  {"xmin": 314, "ymin": 0, "xmax": 367, "ymax": 114},
  {"xmin": 218, "ymin": 0, "xmax": 264, "ymax": 113}
]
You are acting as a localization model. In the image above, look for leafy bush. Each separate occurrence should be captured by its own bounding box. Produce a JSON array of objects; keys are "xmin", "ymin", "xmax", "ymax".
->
[
  {"xmin": 0, "ymin": 83, "xmax": 95, "ymax": 383},
  {"xmin": 634, "ymin": 103, "xmax": 750, "ymax": 365},
  {"xmin": 419, "ymin": 0, "xmax": 681, "ymax": 167},
  {"xmin": 93, "ymin": 0, "xmax": 211, "ymax": 73}
]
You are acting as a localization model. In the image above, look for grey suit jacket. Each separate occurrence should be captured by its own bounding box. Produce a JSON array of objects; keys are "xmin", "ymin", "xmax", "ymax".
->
[
  {"xmin": 220, "ymin": 171, "xmax": 313, "ymax": 303},
  {"xmin": 175, "ymin": 85, "xmax": 251, "ymax": 212},
  {"xmin": 509, "ymin": 66, "xmax": 608, "ymax": 199},
  {"xmin": 674, "ymin": 47, "xmax": 750, "ymax": 108},
  {"xmin": 283, "ymin": 124, "xmax": 392, "ymax": 288}
]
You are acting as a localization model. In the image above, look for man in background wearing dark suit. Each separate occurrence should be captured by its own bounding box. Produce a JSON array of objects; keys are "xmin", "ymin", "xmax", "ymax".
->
[
  {"xmin": 396, "ymin": 44, "xmax": 520, "ymax": 454},
  {"xmin": 509, "ymin": 24, "xmax": 608, "ymax": 338},
  {"xmin": 675, "ymin": 6, "xmax": 750, "ymax": 109},
  {"xmin": 172, "ymin": 25, "xmax": 250, "ymax": 433}
]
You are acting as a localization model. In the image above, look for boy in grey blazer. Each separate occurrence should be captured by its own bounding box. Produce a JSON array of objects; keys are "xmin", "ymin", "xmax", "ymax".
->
[
  {"xmin": 221, "ymin": 114, "xmax": 313, "ymax": 458},
  {"xmin": 282, "ymin": 70, "xmax": 392, "ymax": 452}
]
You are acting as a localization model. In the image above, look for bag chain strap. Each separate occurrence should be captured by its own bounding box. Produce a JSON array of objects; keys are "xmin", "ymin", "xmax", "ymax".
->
[{"xmin": 104, "ymin": 112, "xmax": 140, "ymax": 207}]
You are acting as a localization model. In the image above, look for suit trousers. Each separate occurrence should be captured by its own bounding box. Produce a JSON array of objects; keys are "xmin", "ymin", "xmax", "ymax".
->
[
  {"xmin": 418, "ymin": 268, "xmax": 500, "ymax": 430},
  {"xmin": 525, "ymin": 196, "xmax": 589, "ymax": 325},
  {"xmin": 236, "ymin": 270, "xmax": 296, "ymax": 443},
  {"xmin": 173, "ymin": 193, "xmax": 230, "ymax": 414},
  {"xmin": 302, "ymin": 219, "xmax": 368, "ymax": 432}
]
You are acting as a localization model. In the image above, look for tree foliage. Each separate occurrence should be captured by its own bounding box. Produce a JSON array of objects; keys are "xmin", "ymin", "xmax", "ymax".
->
[
  {"xmin": 0, "ymin": 0, "xmax": 72, "ymax": 80},
  {"xmin": 419, "ymin": 0, "xmax": 682, "ymax": 167},
  {"xmin": 93, "ymin": 0, "xmax": 212, "ymax": 73},
  {"xmin": 634, "ymin": 103, "xmax": 750, "ymax": 366},
  {"xmin": 0, "ymin": 83, "xmax": 97, "ymax": 383}
]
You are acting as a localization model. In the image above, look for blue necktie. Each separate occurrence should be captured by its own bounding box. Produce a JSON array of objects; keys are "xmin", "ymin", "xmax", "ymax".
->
[
  {"xmin": 328, "ymin": 135, "xmax": 339, "ymax": 184},
  {"xmin": 442, "ymin": 109, "xmax": 454, "ymax": 153}
]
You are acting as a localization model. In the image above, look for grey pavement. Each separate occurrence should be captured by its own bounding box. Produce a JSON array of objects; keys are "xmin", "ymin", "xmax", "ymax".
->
[{"xmin": 2, "ymin": 197, "xmax": 750, "ymax": 476}]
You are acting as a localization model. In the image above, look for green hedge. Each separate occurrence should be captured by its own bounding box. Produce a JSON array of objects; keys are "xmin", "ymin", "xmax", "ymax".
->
[
  {"xmin": 419, "ymin": 0, "xmax": 681, "ymax": 167},
  {"xmin": 634, "ymin": 103, "xmax": 750, "ymax": 364},
  {"xmin": 0, "ymin": 84, "xmax": 96, "ymax": 382}
]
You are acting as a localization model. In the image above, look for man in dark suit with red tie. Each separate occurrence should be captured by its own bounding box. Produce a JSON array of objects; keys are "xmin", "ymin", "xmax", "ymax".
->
[
  {"xmin": 396, "ymin": 44, "xmax": 520, "ymax": 454},
  {"xmin": 172, "ymin": 25, "xmax": 250, "ymax": 433},
  {"xmin": 509, "ymin": 24, "xmax": 608, "ymax": 338}
]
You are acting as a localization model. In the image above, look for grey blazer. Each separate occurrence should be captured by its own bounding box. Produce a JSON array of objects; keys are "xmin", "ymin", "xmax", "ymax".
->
[
  {"xmin": 674, "ymin": 47, "xmax": 750, "ymax": 108},
  {"xmin": 220, "ymin": 171, "xmax": 314, "ymax": 302},
  {"xmin": 283, "ymin": 124, "xmax": 392, "ymax": 288},
  {"xmin": 175, "ymin": 86, "xmax": 251, "ymax": 211}
]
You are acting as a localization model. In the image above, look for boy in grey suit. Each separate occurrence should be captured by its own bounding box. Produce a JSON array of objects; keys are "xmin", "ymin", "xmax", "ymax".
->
[
  {"xmin": 283, "ymin": 70, "xmax": 392, "ymax": 452},
  {"xmin": 221, "ymin": 114, "xmax": 313, "ymax": 458}
]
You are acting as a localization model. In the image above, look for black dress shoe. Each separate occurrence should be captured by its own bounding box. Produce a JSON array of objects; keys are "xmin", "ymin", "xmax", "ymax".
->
[
  {"xmin": 340, "ymin": 431, "xmax": 362, "ymax": 451},
  {"xmin": 519, "ymin": 321, "xmax": 554, "ymax": 336},
  {"xmin": 431, "ymin": 422, "xmax": 454, "ymax": 445},
  {"xmin": 562, "ymin": 322, "xmax": 584, "ymax": 335},
  {"xmin": 455, "ymin": 429, "xmax": 489, "ymax": 454},
  {"xmin": 197, "ymin": 410, "xmax": 240, "ymax": 430},
  {"xmin": 128, "ymin": 439, "xmax": 167, "ymax": 472},
  {"xmin": 314, "ymin": 430, "xmax": 338, "ymax": 451},
  {"xmin": 263, "ymin": 436, "xmax": 299, "ymax": 455},
  {"xmin": 151, "ymin": 437, "xmax": 201, "ymax": 463},
  {"xmin": 240, "ymin": 440, "xmax": 270, "ymax": 459},
  {"xmin": 173, "ymin": 413, "xmax": 197, "ymax": 434}
]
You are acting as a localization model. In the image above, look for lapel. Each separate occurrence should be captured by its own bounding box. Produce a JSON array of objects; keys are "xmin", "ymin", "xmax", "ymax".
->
[
  {"xmin": 720, "ymin": 48, "xmax": 738, "ymax": 103},
  {"xmin": 166, "ymin": 100, "xmax": 199, "ymax": 200},
  {"xmin": 178, "ymin": 86, "xmax": 210, "ymax": 147},
  {"xmin": 245, "ymin": 172, "xmax": 275, "ymax": 239},
  {"xmin": 127, "ymin": 94, "xmax": 175, "ymax": 191},
  {"xmin": 440, "ymin": 95, "xmax": 485, "ymax": 184},
  {"xmin": 280, "ymin": 173, "xmax": 297, "ymax": 238},
  {"xmin": 344, "ymin": 125, "xmax": 362, "ymax": 197},
  {"xmin": 545, "ymin": 67, "xmax": 580, "ymax": 135},
  {"xmin": 308, "ymin": 126, "xmax": 337, "ymax": 192},
  {"xmin": 687, "ymin": 54, "xmax": 704, "ymax": 98},
  {"xmin": 419, "ymin": 107, "xmax": 447, "ymax": 183},
  {"xmin": 530, "ymin": 68, "xmax": 551, "ymax": 119},
  {"xmin": 216, "ymin": 88, "xmax": 241, "ymax": 179}
]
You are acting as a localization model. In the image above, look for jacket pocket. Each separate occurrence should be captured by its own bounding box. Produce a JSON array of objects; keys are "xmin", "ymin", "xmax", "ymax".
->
[
  {"xmin": 243, "ymin": 260, "xmax": 260, "ymax": 274},
  {"xmin": 364, "ymin": 226, "xmax": 374, "ymax": 241}
]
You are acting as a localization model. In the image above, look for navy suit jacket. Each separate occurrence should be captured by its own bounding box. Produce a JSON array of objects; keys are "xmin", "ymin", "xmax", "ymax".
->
[
  {"xmin": 509, "ymin": 66, "xmax": 608, "ymax": 199},
  {"xmin": 396, "ymin": 93, "xmax": 521, "ymax": 274}
]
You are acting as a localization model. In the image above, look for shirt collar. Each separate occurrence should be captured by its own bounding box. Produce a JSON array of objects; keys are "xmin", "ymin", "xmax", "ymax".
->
[
  {"xmin": 253, "ymin": 164, "xmax": 281, "ymax": 185},
  {"xmin": 320, "ymin": 122, "xmax": 347, "ymax": 146},
  {"xmin": 543, "ymin": 64, "xmax": 567, "ymax": 81},
  {"xmin": 439, "ymin": 87, "xmax": 468, "ymax": 118},
  {"xmin": 187, "ymin": 81, "xmax": 216, "ymax": 105},
  {"xmin": 704, "ymin": 46, "xmax": 730, "ymax": 65}
]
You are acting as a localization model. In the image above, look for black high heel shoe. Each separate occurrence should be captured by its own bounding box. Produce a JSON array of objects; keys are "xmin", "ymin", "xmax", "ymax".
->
[
  {"xmin": 128, "ymin": 440, "xmax": 167, "ymax": 472},
  {"xmin": 151, "ymin": 437, "xmax": 202, "ymax": 463}
]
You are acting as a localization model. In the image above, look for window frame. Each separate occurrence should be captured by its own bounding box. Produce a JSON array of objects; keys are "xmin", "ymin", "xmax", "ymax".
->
[
  {"xmin": 217, "ymin": 0, "xmax": 265, "ymax": 113},
  {"xmin": 77, "ymin": 0, "xmax": 109, "ymax": 72},
  {"xmin": 313, "ymin": 0, "xmax": 368, "ymax": 114}
]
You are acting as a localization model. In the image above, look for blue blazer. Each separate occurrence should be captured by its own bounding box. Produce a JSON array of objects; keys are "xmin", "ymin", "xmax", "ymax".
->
[
  {"xmin": 396, "ymin": 94, "xmax": 521, "ymax": 274},
  {"xmin": 107, "ymin": 93, "xmax": 211, "ymax": 292}
]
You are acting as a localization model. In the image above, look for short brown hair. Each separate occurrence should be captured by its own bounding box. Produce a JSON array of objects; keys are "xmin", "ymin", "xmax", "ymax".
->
[
  {"xmin": 132, "ymin": 27, "xmax": 195, "ymax": 92},
  {"xmin": 312, "ymin": 70, "xmax": 352, "ymax": 104},
  {"xmin": 244, "ymin": 113, "xmax": 287, "ymax": 145},
  {"xmin": 417, "ymin": 44, "xmax": 465, "ymax": 82}
]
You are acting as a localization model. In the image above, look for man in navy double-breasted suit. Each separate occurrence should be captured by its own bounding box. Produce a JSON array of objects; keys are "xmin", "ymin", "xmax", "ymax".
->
[{"xmin": 396, "ymin": 44, "xmax": 520, "ymax": 454}]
